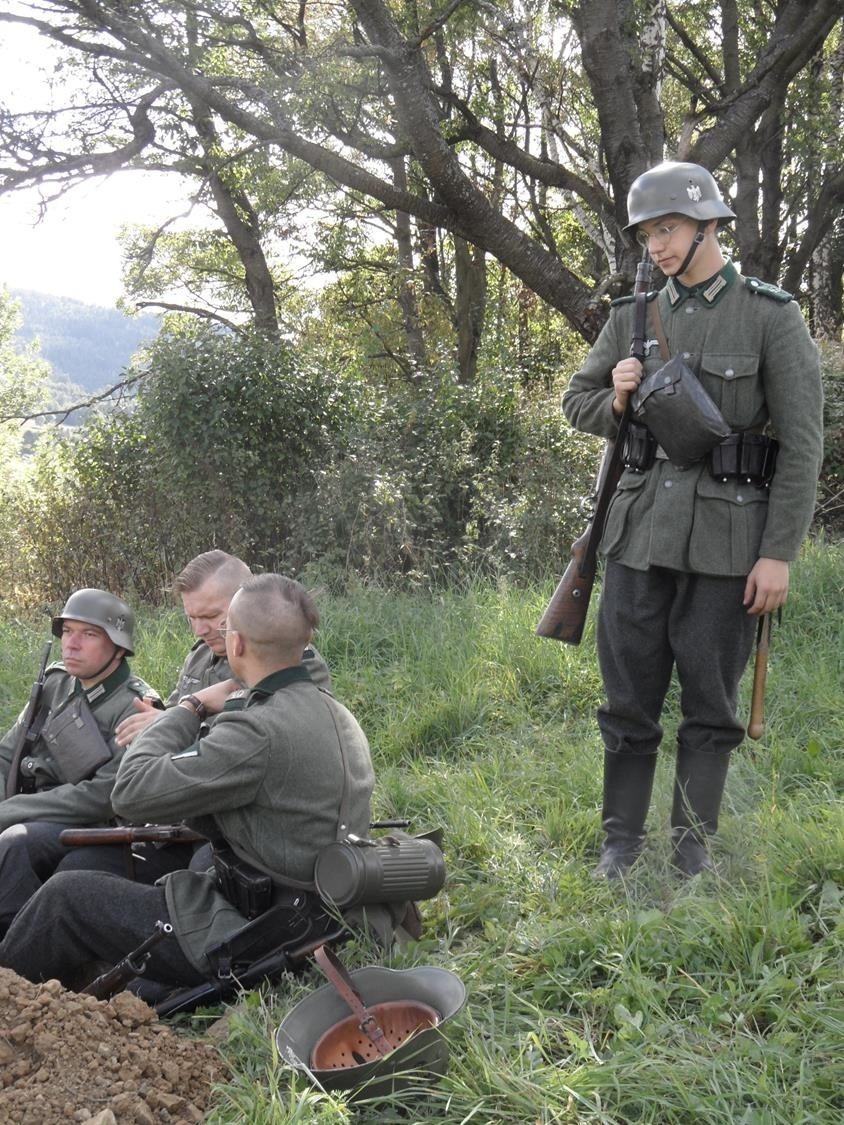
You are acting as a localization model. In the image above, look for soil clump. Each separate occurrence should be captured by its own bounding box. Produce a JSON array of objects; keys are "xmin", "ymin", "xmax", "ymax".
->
[{"xmin": 0, "ymin": 968, "xmax": 222, "ymax": 1123}]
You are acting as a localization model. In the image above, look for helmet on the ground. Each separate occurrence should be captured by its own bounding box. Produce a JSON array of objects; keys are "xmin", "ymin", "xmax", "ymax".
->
[
  {"xmin": 275, "ymin": 960, "xmax": 466, "ymax": 1099},
  {"xmin": 625, "ymin": 161, "xmax": 736, "ymax": 230},
  {"xmin": 52, "ymin": 588, "xmax": 135, "ymax": 654}
]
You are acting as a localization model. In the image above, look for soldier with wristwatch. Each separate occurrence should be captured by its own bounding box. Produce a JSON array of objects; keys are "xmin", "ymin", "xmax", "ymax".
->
[
  {"xmin": 0, "ymin": 574, "xmax": 374, "ymax": 993},
  {"xmin": 562, "ymin": 161, "xmax": 823, "ymax": 878},
  {"xmin": 55, "ymin": 549, "xmax": 331, "ymax": 882}
]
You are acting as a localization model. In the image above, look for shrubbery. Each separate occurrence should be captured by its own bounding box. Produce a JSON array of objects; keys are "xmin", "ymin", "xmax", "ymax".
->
[
  {"xmin": 0, "ymin": 328, "xmax": 598, "ymax": 605},
  {"xmin": 2, "ymin": 331, "xmax": 840, "ymax": 609}
]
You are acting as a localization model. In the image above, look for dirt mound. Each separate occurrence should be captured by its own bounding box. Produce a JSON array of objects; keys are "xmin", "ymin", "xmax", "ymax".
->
[{"xmin": 0, "ymin": 968, "xmax": 222, "ymax": 1123}]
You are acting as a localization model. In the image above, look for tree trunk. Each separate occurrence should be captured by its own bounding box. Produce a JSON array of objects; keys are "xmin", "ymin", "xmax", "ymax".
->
[
  {"xmin": 391, "ymin": 156, "xmax": 428, "ymax": 373},
  {"xmin": 454, "ymin": 238, "xmax": 486, "ymax": 384},
  {"xmin": 810, "ymin": 220, "xmax": 844, "ymax": 337}
]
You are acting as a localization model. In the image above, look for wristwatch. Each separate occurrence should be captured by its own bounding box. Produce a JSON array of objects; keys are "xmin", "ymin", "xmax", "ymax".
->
[{"xmin": 178, "ymin": 694, "xmax": 208, "ymax": 721}]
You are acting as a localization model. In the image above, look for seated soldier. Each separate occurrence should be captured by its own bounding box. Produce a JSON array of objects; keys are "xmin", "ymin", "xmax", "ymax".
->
[
  {"xmin": 0, "ymin": 574, "xmax": 374, "ymax": 992},
  {"xmin": 0, "ymin": 589, "xmax": 161, "ymax": 937},
  {"xmin": 115, "ymin": 549, "xmax": 330, "ymax": 748},
  {"xmin": 56, "ymin": 548, "xmax": 331, "ymax": 882}
]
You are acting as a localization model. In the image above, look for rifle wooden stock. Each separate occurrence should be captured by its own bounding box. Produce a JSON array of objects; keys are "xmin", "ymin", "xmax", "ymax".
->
[
  {"xmin": 536, "ymin": 437, "xmax": 625, "ymax": 644},
  {"xmin": 60, "ymin": 825, "xmax": 206, "ymax": 847},
  {"xmin": 747, "ymin": 613, "xmax": 771, "ymax": 740},
  {"xmin": 535, "ymin": 528, "xmax": 596, "ymax": 644}
]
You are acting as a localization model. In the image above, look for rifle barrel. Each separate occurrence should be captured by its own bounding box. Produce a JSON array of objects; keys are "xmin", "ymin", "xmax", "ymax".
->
[{"xmin": 83, "ymin": 921, "xmax": 173, "ymax": 1000}]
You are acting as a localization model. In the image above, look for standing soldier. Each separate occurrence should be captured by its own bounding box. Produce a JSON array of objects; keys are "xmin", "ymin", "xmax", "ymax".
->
[
  {"xmin": 562, "ymin": 161, "xmax": 823, "ymax": 877},
  {"xmin": 0, "ymin": 589, "xmax": 161, "ymax": 933}
]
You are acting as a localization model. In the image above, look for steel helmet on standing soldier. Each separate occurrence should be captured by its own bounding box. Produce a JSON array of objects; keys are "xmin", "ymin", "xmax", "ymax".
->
[{"xmin": 625, "ymin": 161, "xmax": 736, "ymax": 231}]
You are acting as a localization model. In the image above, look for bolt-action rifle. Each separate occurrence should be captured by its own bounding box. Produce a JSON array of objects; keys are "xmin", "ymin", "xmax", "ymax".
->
[
  {"xmin": 60, "ymin": 824, "xmax": 207, "ymax": 847},
  {"xmin": 536, "ymin": 251, "xmax": 653, "ymax": 644},
  {"xmin": 4, "ymin": 640, "xmax": 54, "ymax": 798},
  {"xmin": 59, "ymin": 819, "xmax": 411, "ymax": 849},
  {"xmin": 83, "ymin": 921, "xmax": 174, "ymax": 1001}
]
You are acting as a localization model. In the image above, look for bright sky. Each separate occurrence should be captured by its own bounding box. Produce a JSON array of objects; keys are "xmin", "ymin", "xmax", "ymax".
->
[
  {"xmin": 0, "ymin": 177, "xmax": 191, "ymax": 308},
  {"xmin": 0, "ymin": 19, "xmax": 191, "ymax": 309}
]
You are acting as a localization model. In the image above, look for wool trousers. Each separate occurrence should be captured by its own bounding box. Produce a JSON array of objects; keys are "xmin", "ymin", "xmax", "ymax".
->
[
  {"xmin": 0, "ymin": 821, "xmax": 197, "ymax": 937},
  {"xmin": 0, "ymin": 870, "xmax": 204, "ymax": 990},
  {"xmin": 596, "ymin": 561, "xmax": 757, "ymax": 757}
]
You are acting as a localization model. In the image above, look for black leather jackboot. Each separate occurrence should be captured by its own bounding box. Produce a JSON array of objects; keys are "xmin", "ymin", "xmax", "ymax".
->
[
  {"xmin": 593, "ymin": 750, "xmax": 658, "ymax": 878},
  {"xmin": 671, "ymin": 744, "xmax": 731, "ymax": 875}
]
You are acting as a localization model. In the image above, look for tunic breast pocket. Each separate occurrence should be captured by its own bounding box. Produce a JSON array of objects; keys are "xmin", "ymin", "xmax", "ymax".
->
[{"xmin": 699, "ymin": 353, "xmax": 763, "ymax": 429}]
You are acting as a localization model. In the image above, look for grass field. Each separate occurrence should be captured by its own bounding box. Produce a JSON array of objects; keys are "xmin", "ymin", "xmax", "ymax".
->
[{"xmin": 2, "ymin": 540, "xmax": 842, "ymax": 1123}]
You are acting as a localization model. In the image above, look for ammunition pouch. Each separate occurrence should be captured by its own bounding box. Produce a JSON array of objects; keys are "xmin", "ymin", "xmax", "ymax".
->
[
  {"xmin": 622, "ymin": 421, "xmax": 658, "ymax": 472},
  {"xmin": 41, "ymin": 698, "xmax": 112, "ymax": 784},
  {"xmin": 631, "ymin": 353, "xmax": 732, "ymax": 468},
  {"xmin": 213, "ymin": 845, "xmax": 274, "ymax": 920},
  {"xmin": 709, "ymin": 432, "xmax": 778, "ymax": 488}
]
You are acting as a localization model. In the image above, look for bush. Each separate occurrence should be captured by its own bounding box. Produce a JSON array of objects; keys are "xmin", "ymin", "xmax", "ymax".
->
[
  {"xmin": 286, "ymin": 370, "xmax": 600, "ymax": 587},
  {"xmin": 3, "ymin": 329, "xmax": 358, "ymax": 604}
]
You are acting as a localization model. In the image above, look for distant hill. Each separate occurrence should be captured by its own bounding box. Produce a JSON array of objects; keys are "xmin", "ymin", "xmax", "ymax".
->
[{"xmin": 12, "ymin": 288, "xmax": 161, "ymax": 394}]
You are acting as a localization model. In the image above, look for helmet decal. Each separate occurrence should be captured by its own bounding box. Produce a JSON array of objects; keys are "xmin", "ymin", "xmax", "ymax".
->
[{"xmin": 687, "ymin": 182, "xmax": 702, "ymax": 202}]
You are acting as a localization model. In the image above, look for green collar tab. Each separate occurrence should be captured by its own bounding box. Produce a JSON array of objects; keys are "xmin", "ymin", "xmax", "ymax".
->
[
  {"xmin": 248, "ymin": 664, "xmax": 313, "ymax": 702},
  {"xmin": 666, "ymin": 260, "xmax": 738, "ymax": 308},
  {"xmin": 76, "ymin": 658, "xmax": 131, "ymax": 707}
]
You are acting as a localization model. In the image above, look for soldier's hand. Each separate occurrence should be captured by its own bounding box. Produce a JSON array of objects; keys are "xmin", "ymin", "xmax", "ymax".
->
[
  {"xmin": 744, "ymin": 557, "xmax": 790, "ymax": 616},
  {"xmin": 115, "ymin": 697, "xmax": 163, "ymax": 747},
  {"xmin": 611, "ymin": 358, "xmax": 643, "ymax": 415},
  {"xmin": 192, "ymin": 678, "xmax": 242, "ymax": 716}
]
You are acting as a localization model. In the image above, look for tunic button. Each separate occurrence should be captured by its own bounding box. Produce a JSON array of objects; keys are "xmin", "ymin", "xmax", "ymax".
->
[
  {"xmin": 664, "ymin": 480, "xmax": 673, "ymax": 488},
  {"xmin": 736, "ymin": 494, "xmax": 744, "ymax": 503},
  {"xmin": 724, "ymin": 368, "xmax": 735, "ymax": 379}
]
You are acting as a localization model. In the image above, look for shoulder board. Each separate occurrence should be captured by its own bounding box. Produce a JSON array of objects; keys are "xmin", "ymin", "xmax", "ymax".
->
[
  {"xmin": 743, "ymin": 277, "xmax": 793, "ymax": 302},
  {"xmin": 45, "ymin": 661, "xmax": 66, "ymax": 676},
  {"xmin": 127, "ymin": 678, "xmax": 163, "ymax": 703},
  {"xmin": 610, "ymin": 291, "xmax": 659, "ymax": 307},
  {"xmin": 189, "ymin": 637, "xmax": 207, "ymax": 652}
]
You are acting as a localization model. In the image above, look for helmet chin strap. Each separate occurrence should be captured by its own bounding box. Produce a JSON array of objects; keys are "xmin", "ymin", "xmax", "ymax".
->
[
  {"xmin": 675, "ymin": 220, "xmax": 707, "ymax": 279},
  {"xmin": 87, "ymin": 645, "xmax": 124, "ymax": 684}
]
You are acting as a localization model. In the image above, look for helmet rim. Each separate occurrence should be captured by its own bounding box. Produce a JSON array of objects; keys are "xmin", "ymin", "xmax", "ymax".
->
[
  {"xmin": 52, "ymin": 588, "xmax": 135, "ymax": 655},
  {"xmin": 624, "ymin": 161, "xmax": 736, "ymax": 232}
]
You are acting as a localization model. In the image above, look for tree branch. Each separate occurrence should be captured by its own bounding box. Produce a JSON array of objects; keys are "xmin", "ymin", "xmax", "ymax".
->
[{"xmin": 1, "ymin": 372, "xmax": 145, "ymax": 426}]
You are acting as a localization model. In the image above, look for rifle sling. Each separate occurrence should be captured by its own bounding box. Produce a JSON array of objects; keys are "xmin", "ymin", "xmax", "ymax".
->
[{"xmin": 649, "ymin": 297, "xmax": 671, "ymax": 361}]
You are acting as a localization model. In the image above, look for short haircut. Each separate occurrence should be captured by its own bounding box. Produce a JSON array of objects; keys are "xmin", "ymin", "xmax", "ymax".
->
[
  {"xmin": 172, "ymin": 550, "xmax": 251, "ymax": 597},
  {"xmin": 228, "ymin": 574, "xmax": 319, "ymax": 663}
]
